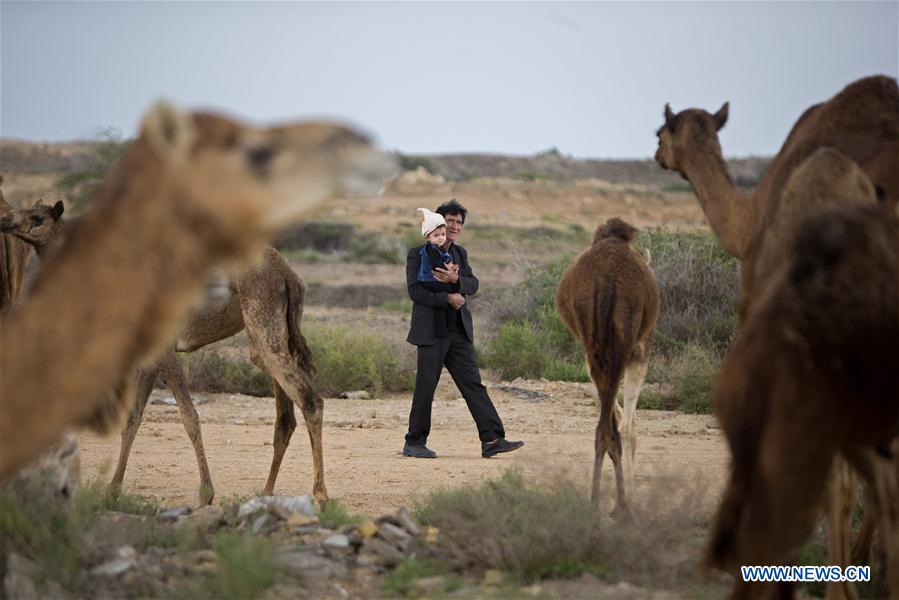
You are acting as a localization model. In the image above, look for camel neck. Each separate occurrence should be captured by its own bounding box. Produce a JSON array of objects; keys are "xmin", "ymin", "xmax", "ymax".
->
[{"xmin": 680, "ymin": 145, "xmax": 751, "ymax": 258}]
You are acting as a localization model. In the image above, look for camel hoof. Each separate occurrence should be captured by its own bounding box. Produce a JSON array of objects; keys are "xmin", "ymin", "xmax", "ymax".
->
[
  {"xmin": 198, "ymin": 485, "xmax": 215, "ymax": 507},
  {"xmin": 610, "ymin": 503, "xmax": 633, "ymax": 522},
  {"xmin": 314, "ymin": 488, "xmax": 329, "ymax": 507}
]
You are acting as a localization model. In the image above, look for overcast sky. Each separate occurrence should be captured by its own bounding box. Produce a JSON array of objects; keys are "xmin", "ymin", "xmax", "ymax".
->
[{"xmin": 1, "ymin": 1, "xmax": 896, "ymax": 158}]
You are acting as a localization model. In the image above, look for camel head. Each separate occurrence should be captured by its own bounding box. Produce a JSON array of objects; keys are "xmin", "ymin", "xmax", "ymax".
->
[
  {"xmin": 655, "ymin": 102, "xmax": 729, "ymax": 176},
  {"xmin": 133, "ymin": 101, "xmax": 398, "ymax": 247},
  {"xmin": 593, "ymin": 217, "xmax": 639, "ymax": 244},
  {"xmin": 0, "ymin": 198, "xmax": 65, "ymax": 248}
]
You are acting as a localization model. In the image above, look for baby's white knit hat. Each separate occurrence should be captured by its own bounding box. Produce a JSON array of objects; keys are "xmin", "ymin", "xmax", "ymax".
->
[{"xmin": 418, "ymin": 208, "xmax": 447, "ymax": 237}]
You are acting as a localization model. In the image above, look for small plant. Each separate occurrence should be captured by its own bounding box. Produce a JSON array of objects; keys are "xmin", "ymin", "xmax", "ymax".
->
[
  {"xmin": 397, "ymin": 153, "xmax": 438, "ymax": 175},
  {"xmin": 206, "ymin": 532, "xmax": 278, "ymax": 599},
  {"xmin": 56, "ymin": 127, "xmax": 130, "ymax": 212},
  {"xmin": 381, "ymin": 558, "xmax": 463, "ymax": 597},
  {"xmin": 317, "ymin": 499, "xmax": 363, "ymax": 528}
]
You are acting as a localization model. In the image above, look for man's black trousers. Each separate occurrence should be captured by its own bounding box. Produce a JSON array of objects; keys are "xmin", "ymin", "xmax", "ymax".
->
[{"xmin": 405, "ymin": 331, "xmax": 505, "ymax": 446}]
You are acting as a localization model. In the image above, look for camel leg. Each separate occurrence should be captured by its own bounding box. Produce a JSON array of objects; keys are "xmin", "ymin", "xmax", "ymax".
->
[
  {"xmin": 824, "ymin": 459, "xmax": 858, "ymax": 600},
  {"xmin": 297, "ymin": 388, "xmax": 328, "ymax": 503},
  {"xmin": 620, "ymin": 357, "xmax": 648, "ymax": 492},
  {"xmin": 589, "ymin": 362, "xmax": 629, "ymax": 518},
  {"xmin": 157, "ymin": 351, "xmax": 214, "ymax": 506},
  {"xmin": 263, "ymin": 381, "xmax": 297, "ymax": 495},
  {"xmin": 108, "ymin": 367, "xmax": 157, "ymax": 497}
]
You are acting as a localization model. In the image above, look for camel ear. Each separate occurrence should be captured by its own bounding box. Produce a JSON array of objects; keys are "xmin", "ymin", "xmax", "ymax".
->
[
  {"xmin": 141, "ymin": 100, "xmax": 197, "ymax": 165},
  {"xmin": 713, "ymin": 102, "xmax": 729, "ymax": 131},
  {"xmin": 664, "ymin": 103, "xmax": 676, "ymax": 129},
  {"xmin": 51, "ymin": 200, "xmax": 65, "ymax": 220}
]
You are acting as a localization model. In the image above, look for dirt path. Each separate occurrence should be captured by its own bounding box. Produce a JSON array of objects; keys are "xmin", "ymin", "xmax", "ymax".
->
[{"xmin": 78, "ymin": 378, "xmax": 729, "ymax": 517}]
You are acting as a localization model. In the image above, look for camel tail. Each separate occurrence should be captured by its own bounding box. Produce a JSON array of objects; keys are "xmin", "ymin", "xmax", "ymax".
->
[
  {"xmin": 285, "ymin": 273, "xmax": 316, "ymax": 377},
  {"xmin": 590, "ymin": 282, "xmax": 627, "ymax": 420}
]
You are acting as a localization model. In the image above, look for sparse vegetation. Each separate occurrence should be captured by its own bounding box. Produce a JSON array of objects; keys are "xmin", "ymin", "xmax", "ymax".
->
[
  {"xmin": 382, "ymin": 558, "xmax": 463, "ymax": 597},
  {"xmin": 56, "ymin": 127, "xmax": 130, "ymax": 212},
  {"xmin": 397, "ymin": 153, "xmax": 439, "ymax": 175},
  {"xmin": 317, "ymin": 499, "xmax": 364, "ymax": 528},
  {"xmin": 414, "ymin": 469, "xmax": 720, "ymax": 592},
  {"xmin": 180, "ymin": 352, "xmax": 272, "ymax": 397},
  {"xmin": 305, "ymin": 324, "xmax": 415, "ymax": 396}
]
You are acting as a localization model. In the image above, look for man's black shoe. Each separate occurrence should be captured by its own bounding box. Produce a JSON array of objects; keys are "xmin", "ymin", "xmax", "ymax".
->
[
  {"xmin": 481, "ymin": 438, "xmax": 525, "ymax": 458},
  {"xmin": 403, "ymin": 443, "xmax": 437, "ymax": 459}
]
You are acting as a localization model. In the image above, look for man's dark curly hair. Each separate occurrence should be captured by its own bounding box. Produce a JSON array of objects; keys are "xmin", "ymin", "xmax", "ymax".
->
[{"xmin": 436, "ymin": 199, "xmax": 468, "ymax": 224}]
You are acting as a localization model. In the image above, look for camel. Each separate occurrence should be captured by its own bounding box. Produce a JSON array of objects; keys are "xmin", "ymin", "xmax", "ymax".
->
[
  {"xmin": 706, "ymin": 199, "xmax": 899, "ymax": 598},
  {"xmin": 654, "ymin": 74, "xmax": 899, "ymax": 316},
  {"xmin": 555, "ymin": 218, "xmax": 660, "ymax": 515},
  {"xmin": 0, "ymin": 100, "xmax": 396, "ymax": 480},
  {"xmin": 0, "ymin": 176, "xmax": 33, "ymax": 314},
  {"xmin": 2, "ymin": 201, "xmax": 325, "ymax": 505}
]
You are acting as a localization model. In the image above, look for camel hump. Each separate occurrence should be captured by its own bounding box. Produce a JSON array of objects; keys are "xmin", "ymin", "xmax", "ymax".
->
[
  {"xmin": 784, "ymin": 147, "xmax": 878, "ymax": 208},
  {"xmin": 593, "ymin": 218, "xmax": 638, "ymax": 243}
]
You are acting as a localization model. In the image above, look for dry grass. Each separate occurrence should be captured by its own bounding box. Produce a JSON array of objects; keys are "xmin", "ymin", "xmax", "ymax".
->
[{"xmin": 414, "ymin": 467, "xmax": 725, "ymax": 594}]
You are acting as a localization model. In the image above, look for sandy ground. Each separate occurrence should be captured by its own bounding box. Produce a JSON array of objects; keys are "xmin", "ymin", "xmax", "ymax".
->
[{"xmin": 78, "ymin": 377, "xmax": 728, "ymax": 517}]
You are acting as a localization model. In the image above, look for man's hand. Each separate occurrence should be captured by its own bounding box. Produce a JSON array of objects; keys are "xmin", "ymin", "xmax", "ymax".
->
[
  {"xmin": 447, "ymin": 293, "xmax": 466, "ymax": 310},
  {"xmin": 433, "ymin": 263, "xmax": 459, "ymax": 284}
]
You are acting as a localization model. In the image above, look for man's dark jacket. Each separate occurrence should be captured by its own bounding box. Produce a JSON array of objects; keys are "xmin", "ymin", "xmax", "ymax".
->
[{"xmin": 406, "ymin": 243, "xmax": 478, "ymax": 346}]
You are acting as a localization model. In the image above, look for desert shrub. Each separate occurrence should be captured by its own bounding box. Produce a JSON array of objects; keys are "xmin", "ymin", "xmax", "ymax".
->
[
  {"xmin": 276, "ymin": 220, "xmax": 407, "ymax": 265},
  {"xmin": 634, "ymin": 229, "xmax": 740, "ymax": 356},
  {"xmin": 397, "ymin": 154, "xmax": 438, "ymax": 175},
  {"xmin": 203, "ymin": 532, "xmax": 278, "ymax": 600},
  {"xmin": 0, "ymin": 476, "xmax": 163, "ymax": 593},
  {"xmin": 381, "ymin": 297, "xmax": 414, "ymax": 312},
  {"xmin": 382, "ymin": 558, "xmax": 463, "ymax": 597},
  {"xmin": 646, "ymin": 343, "xmax": 719, "ymax": 414},
  {"xmin": 305, "ymin": 324, "xmax": 414, "ymax": 396},
  {"xmin": 317, "ymin": 499, "xmax": 363, "ymax": 528},
  {"xmin": 414, "ymin": 469, "xmax": 719, "ymax": 591},
  {"xmin": 179, "ymin": 352, "xmax": 272, "ymax": 397},
  {"xmin": 56, "ymin": 128, "xmax": 130, "ymax": 212}
]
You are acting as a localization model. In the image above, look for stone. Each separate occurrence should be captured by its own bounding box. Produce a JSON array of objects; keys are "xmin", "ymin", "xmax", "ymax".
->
[
  {"xmin": 158, "ymin": 506, "xmax": 192, "ymax": 522},
  {"xmin": 277, "ymin": 549, "xmax": 349, "ymax": 580},
  {"xmin": 238, "ymin": 495, "xmax": 316, "ymax": 519},
  {"xmin": 395, "ymin": 507, "xmax": 422, "ymax": 536},
  {"xmin": 287, "ymin": 513, "xmax": 319, "ymax": 528},
  {"xmin": 377, "ymin": 522, "xmax": 413, "ymax": 552},
  {"xmin": 362, "ymin": 537, "xmax": 405, "ymax": 567},
  {"xmin": 339, "ymin": 390, "xmax": 371, "ymax": 400},
  {"xmin": 3, "ymin": 553, "xmax": 38, "ymax": 599},
  {"xmin": 357, "ymin": 520, "xmax": 378, "ymax": 538},
  {"xmin": 90, "ymin": 558, "xmax": 134, "ymax": 577},
  {"xmin": 178, "ymin": 505, "xmax": 223, "ymax": 533},
  {"xmin": 322, "ymin": 534, "xmax": 353, "ymax": 557},
  {"xmin": 424, "ymin": 526, "xmax": 439, "ymax": 545}
]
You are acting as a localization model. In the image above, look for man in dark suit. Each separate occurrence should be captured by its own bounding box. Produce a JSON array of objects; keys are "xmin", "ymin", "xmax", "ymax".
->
[{"xmin": 403, "ymin": 199, "xmax": 525, "ymax": 459}]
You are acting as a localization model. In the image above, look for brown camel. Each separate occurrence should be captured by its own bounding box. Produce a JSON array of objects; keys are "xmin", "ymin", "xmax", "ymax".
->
[
  {"xmin": 707, "ymin": 200, "xmax": 899, "ymax": 598},
  {"xmin": 2, "ymin": 202, "xmax": 326, "ymax": 505},
  {"xmin": 0, "ymin": 100, "xmax": 396, "ymax": 480},
  {"xmin": 0, "ymin": 176, "xmax": 33, "ymax": 314},
  {"xmin": 700, "ymin": 150, "xmax": 899, "ymax": 597},
  {"xmin": 555, "ymin": 218, "xmax": 660, "ymax": 515},
  {"xmin": 654, "ymin": 74, "xmax": 899, "ymax": 316}
]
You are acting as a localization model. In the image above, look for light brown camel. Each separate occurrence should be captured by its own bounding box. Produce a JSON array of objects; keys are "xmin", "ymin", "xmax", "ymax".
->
[
  {"xmin": 2, "ymin": 202, "xmax": 326, "ymax": 506},
  {"xmin": 0, "ymin": 100, "xmax": 395, "ymax": 480},
  {"xmin": 706, "ymin": 198, "xmax": 899, "ymax": 599},
  {"xmin": 0, "ymin": 176, "xmax": 33, "ymax": 314},
  {"xmin": 555, "ymin": 218, "xmax": 660, "ymax": 515},
  {"xmin": 654, "ymin": 74, "xmax": 899, "ymax": 316}
]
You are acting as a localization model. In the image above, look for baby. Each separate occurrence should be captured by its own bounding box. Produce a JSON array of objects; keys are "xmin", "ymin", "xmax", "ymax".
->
[{"xmin": 416, "ymin": 207, "xmax": 455, "ymax": 288}]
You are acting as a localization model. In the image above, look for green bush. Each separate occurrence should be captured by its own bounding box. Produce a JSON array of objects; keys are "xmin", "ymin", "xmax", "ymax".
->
[
  {"xmin": 317, "ymin": 499, "xmax": 363, "ymax": 528},
  {"xmin": 305, "ymin": 324, "xmax": 414, "ymax": 396},
  {"xmin": 179, "ymin": 352, "xmax": 272, "ymax": 397},
  {"xmin": 646, "ymin": 343, "xmax": 719, "ymax": 414},
  {"xmin": 382, "ymin": 558, "xmax": 463, "ymax": 597},
  {"xmin": 206, "ymin": 532, "xmax": 278, "ymax": 599},
  {"xmin": 397, "ymin": 154, "xmax": 438, "ymax": 175}
]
